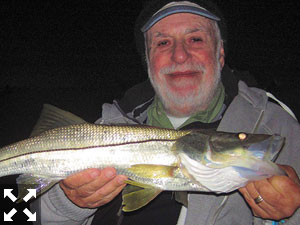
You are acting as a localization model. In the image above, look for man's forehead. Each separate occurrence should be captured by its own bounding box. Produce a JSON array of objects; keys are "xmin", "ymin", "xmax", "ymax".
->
[{"xmin": 151, "ymin": 27, "xmax": 209, "ymax": 38}]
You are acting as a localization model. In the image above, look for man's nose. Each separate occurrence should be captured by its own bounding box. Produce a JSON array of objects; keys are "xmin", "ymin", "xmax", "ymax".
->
[{"xmin": 171, "ymin": 41, "xmax": 189, "ymax": 64}]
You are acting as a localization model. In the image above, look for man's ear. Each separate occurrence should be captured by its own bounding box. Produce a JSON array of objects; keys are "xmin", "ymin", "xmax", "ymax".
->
[{"xmin": 218, "ymin": 41, "xmax": 225, "ymax": 69}]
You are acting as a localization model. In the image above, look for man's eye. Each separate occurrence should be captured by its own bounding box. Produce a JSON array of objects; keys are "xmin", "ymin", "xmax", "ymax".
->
[
  {"xmin": 158, "ymin": 41, "xmax": 169, "ymax": 47},
  {"xmin": 191, "ymin": 37, "xmax": 203, "ymax": 42}
]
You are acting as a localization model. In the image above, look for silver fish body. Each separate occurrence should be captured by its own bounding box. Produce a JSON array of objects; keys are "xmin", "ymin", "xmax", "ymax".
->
[
  {"xmin": 0, "ymin": 124, "xmax": 202, "ymax": 191},
  {"xmin": 0, "ymin": 123, "xmax": 285, "ymax": 190},
  {"xmin": 0, "ymin": 104, "xmax": 286, "ymax": 211}
]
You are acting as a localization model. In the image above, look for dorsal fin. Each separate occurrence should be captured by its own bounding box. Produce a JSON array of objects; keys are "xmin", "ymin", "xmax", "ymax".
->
[{"xmin": 30, "ymin": 104, "xmax": 87, "ymax": 137}]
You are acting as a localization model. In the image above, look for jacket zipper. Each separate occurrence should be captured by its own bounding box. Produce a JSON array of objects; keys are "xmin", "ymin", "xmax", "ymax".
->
[{"xmin": 208, "ymin": 196, "xmax": 229, "ymax": 225}]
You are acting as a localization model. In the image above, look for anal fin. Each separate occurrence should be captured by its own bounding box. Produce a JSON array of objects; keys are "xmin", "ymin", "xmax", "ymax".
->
[
  {"xmin": 121, "ymin": 164, "xmax": 178, "ymax": 212},
  {"xmin": 122, "ymin": 180, "xmax": 162, "ymax": 212}
]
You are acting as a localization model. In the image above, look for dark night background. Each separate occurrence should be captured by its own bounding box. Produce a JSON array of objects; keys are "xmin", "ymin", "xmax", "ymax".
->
[
  {"xmin": 0, "ymin": 0, "xmax": 299, "ymax": 223},
  {"xmin": 1, "ymin": 0, "xmax": 300, "ymax": 147},
  {"xmin": 1, "ymin": 2, "xmax": 300, "ymax": 159}
]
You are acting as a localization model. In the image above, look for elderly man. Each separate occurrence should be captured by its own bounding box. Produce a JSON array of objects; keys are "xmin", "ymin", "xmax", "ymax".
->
[{"xmin": 32, "ymin": 0, "xmax": 300, "ymax": 224}]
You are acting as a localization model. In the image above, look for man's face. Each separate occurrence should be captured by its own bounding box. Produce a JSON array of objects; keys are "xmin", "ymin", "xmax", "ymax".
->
[{"xmin": 146, "ymin": 13, "xmax": 225, "ymax": 117}]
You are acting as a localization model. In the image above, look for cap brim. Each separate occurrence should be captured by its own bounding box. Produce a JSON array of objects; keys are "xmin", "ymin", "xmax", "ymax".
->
[{"xmin": 141, "ymin": 5, "xmax": 220, "ymax": 32}]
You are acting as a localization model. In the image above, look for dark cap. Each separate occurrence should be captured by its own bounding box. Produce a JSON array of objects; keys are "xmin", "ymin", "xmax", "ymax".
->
[{"xmin": 141, "ymin": 1, "xmax": 220, "ymax": 32}]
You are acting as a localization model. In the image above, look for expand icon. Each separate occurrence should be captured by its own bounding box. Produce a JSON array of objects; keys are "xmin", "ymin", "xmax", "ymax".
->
[{"xmin": 3, "ymin": 189, "xmax": 36, "ymax": 222}]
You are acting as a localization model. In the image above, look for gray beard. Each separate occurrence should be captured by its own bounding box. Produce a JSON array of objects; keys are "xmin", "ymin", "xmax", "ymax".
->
[{"xmin": 148, "ymin": 60, "xmax": 221, "ymax": 117}]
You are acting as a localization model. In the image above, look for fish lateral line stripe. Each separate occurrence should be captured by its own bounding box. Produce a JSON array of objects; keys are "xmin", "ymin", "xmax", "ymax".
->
[{"xmin": 0, "ymin": 139, "xmax": 176, "ymax": 163}]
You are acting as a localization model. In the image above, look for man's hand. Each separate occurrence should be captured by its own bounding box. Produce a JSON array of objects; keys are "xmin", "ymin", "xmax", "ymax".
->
[
  {"xmin": 59, "ymin": 167, "xmax": 127, "ymax": 208},
  {"xmin": 239, "ymin": 165, "xmax": 300, "ymax": 220}
]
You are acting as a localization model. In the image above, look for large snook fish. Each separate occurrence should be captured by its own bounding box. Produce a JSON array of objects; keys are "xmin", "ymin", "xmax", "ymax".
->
[{"xmin": 0, "ymin": 104, "xmax": 285, "ymax": 211}]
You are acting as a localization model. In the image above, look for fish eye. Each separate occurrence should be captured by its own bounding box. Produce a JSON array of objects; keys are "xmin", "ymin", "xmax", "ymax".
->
[{"xmin": 238, "ymin": 133, "xmax": 247, "ymax": 141}]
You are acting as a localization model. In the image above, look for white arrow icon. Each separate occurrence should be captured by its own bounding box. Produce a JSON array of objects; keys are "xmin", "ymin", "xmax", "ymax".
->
[
  {"xmin": 4, "ymin": 208, "xmax": 17, "ymax": 221},
  {"xmin": 23, "ymin": 189, "xmax": 36, "ymax": 202},
  {"xmin": 4, "ymin": 189, "xmax": 17, "ymax": 202},
  {"xmin": 23, "ymin": 208, "xmax": 36, "ymax": 221}
]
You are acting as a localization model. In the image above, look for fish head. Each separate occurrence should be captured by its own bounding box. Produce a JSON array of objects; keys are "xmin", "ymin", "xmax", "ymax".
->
[
  {"xmin": 175, "ymin": 131, "xmax": 286, "ymax": 192},
  {"xmin": 206, "ymin": 132, "xmax": 285, "ymax": 166},
  {"xmin": 176, "ymin": 131, "xmax": 284, "ymax": 166}
]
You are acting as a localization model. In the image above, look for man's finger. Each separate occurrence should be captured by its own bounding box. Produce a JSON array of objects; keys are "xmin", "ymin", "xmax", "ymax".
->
[
  {"xmin": 278, "ymin": 165, "xmax": 299, "ymax": 184},
  {"xmin": 241, "ymin": 178, "xmax": 298, "ymax": 220},
  {"xmin": 85, "ymin": 182, "xmax": 126, "ymax": 208},
  {"xmin": 61, "ymin": 168, "xmax": 103, "ymax": 189},
  {"xmin": 240, "ymin": 183, "xmax": 271, "ymax": 215},
  {"xmin": 75, "ymin": 174, "xmax": 127, "ymax": 199},
  {"xmin": 75, "ymin": 168, "xmax": 122, "ymax": 194},
  {"xmin": 79, "ymin": 174, "xmax": 127, "ymax": 201}
]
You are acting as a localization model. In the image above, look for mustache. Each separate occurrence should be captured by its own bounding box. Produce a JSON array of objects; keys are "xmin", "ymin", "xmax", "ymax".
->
[{"xmin": 159, "ymin": 63, "xmax": 206, "ymax": 75}]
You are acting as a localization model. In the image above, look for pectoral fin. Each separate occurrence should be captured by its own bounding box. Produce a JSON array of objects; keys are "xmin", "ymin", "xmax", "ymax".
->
[
  {"xmin": 122, "ymin": 180, "xmax": 162, "ymax": 212},
  {"xmin": 121, "ymin": 164, "xmax": 177, "ymax": 212},
  {"xmin": 16, "ymin": 174, "xmax": 59, "ymax": 203}
]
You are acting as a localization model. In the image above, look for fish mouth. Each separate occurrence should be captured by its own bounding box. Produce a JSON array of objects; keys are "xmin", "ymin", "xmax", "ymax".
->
[
  {"xmin": 232, "ymin": 134, "xmax": 286, "ymax": 179},
  {"xmin": 269, "ymin": 135, "xmax": 285, "ymax": 160},
  {"xmin": 247, "ymin": 134, "xmax": 285, "ymax": 161}
]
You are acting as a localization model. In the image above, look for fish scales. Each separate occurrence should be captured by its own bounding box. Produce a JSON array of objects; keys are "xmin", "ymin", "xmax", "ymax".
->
[
  {"xmin": 0, "ymin": 124, "xmax": 190, "ymax": 177},
  {"xmin": 0, "ymin": 124, "xmax": 190, "ymax": 156}
]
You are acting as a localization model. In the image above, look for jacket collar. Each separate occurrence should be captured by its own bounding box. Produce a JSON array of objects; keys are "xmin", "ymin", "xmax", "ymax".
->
[{"xmin": 218, "ymin": 80, "xmax": 268, "ymax": 134}]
